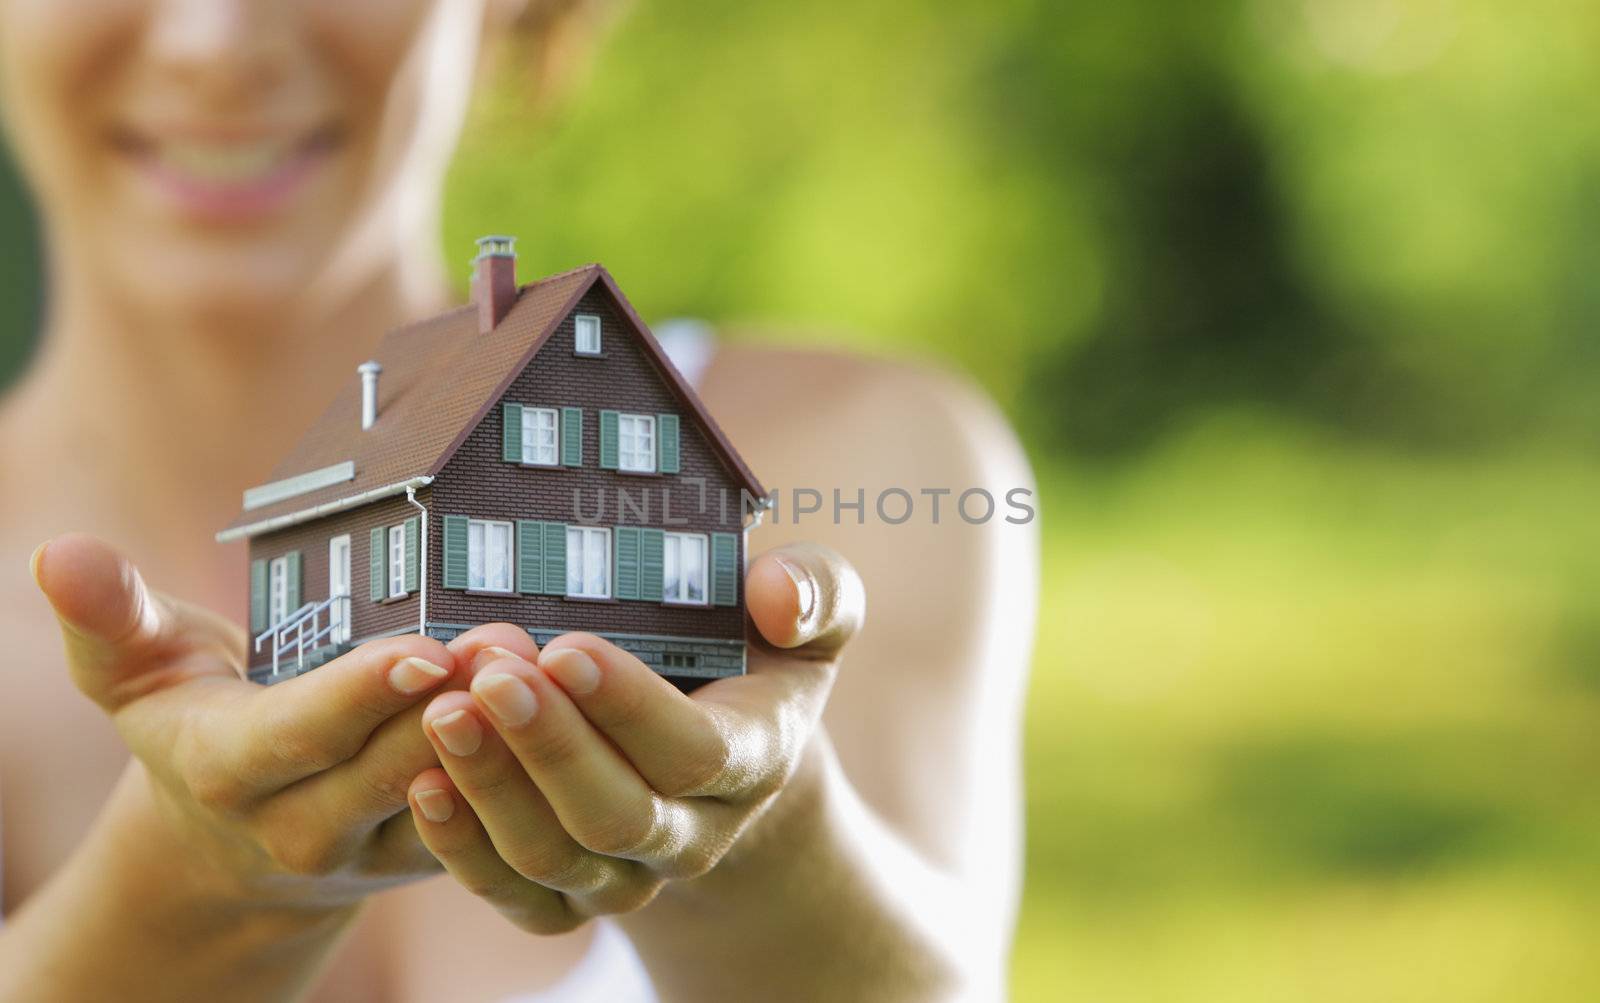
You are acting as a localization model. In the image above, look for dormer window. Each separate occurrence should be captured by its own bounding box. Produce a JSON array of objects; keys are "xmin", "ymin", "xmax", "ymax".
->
[{"xmin": 575, "ymin": 314, "xmax": 602, "ymax": 355}]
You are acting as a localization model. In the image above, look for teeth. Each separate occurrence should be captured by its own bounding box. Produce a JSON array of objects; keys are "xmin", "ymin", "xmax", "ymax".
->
[{"xmin": 156, "ymin": 141, "xmax": 294, "ymax": 184}]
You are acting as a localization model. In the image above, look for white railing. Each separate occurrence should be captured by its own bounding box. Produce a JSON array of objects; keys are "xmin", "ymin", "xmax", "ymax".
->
[{"xmin": 255, "ymin": 594, "xmax": 350, "ymax": 677}]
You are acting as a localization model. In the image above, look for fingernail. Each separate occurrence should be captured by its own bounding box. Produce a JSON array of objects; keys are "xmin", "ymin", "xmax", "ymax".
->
[
  {"xmin": 414, "ymin": 788, "xmax": 454, "ymax": 823},
  {"xmin": 388, "ymin": 656, "xmax": 450, "ymax": 695},
  {"xmin": 473, "ymin": 672, "xmax": 537, "ymax": 727},
  {"xmin": 541, "ymin": 648, "xmax": 600, "ymax": 696},
  {"xmin": 775, "ymin": 556, "xmax": 816, "ymax": 622},
  {"xmin": 430, "ymin": 709, "xmax": 483, "ymax": 757},
  {"xmin": 472, "ymin": 645, "xmax": 528, "ymax": 672},
  {"xmin": 28, "ymin": 541, "xmax": 47, "ymax": 585}
]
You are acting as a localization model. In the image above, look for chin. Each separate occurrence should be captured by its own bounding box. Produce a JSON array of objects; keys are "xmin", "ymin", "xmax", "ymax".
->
[{"xmin": 103, "ymin": 223, "xmax": 349, "ymax": 329}]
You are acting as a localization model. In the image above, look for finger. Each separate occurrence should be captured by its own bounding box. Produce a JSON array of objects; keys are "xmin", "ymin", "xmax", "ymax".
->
[
  {"xmin": 420, "ymin": 691, "xmax": 624, "ymax": 895},
  {"xmin": 405, "ymin": 769, "xmax": 585, "ymax": 935},
  {"xmin": 538, "ymin": 634, "xmax": 754, "ymax": 801},
  {"xmin": 32, "ymin": 533, "xmax": 243, "ymax": 708},
  {"xmin": 258, "ymin": 665, "xmax": 470, "ymax": 849},
  {"xmin": 469, "ymin": 656, "xmax": 705, "ymax": 870},
  {"xmin": 366, "ymin": 804, "xmax": 446, "ymax": 880},
  {"xmin": 746, "ymin": 542, "xmax": 866, "ymax": 660},
  {"xmin": 445, "ymin": 622, "xmax": 541, "ymax": 677},
  {"xmin": 202, "ymin": 635, "xmax": 458, "ymax": 800}
]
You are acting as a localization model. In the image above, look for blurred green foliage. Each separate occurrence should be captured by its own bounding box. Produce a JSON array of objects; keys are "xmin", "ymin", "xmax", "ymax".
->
[
  {"xmin": 1019, "ymin": 422, "xmax": 1600, "ymax": 999},
  {"xmin": 2, "ymin": 0, "xmax": 1598, "ymax": 998},
  {"xmin": 0, "ymin": 145, "xmax": 38, "ymax": 386}
]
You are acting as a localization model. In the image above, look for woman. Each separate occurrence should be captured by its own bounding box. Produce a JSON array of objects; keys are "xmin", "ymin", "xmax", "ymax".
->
[{"xmin": 0, "ymin": 1, "xmax": 1036, "ymax": 1000}]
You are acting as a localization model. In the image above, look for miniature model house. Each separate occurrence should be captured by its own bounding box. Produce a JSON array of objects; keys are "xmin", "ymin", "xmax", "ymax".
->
[{"xmin": 218, "ymin": 237, "xmax": 766, "ymax": 685}]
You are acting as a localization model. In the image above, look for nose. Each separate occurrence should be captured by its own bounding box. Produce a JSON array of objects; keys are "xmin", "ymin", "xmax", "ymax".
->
[{"xmin": 146, "ymin": 0, "xmax": 284, "ymax": 99}]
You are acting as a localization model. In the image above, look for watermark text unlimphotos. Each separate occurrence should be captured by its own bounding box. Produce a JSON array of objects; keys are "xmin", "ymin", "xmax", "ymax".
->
[{"xmin": 566, "ymin": 478, "xmax": 1035, "ymax": 528}]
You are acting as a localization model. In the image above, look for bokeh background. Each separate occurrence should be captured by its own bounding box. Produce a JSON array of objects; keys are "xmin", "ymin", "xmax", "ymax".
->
[{"xmin": 4, "ymin": 0, "xmax": 1598, "ymax": 998}]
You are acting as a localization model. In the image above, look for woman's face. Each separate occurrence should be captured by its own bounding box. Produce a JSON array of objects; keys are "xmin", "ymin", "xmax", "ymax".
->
[{"xmin": 0, "ymin": 0, "xmax": 500, "ymax": 324}]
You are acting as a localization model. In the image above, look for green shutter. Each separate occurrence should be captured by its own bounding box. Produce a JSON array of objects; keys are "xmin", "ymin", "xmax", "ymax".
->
[
  {"xmin": 369, "ymin": 527, "xmax": 385, "ymax": 600},
  {"xmin": 284, "ymin": 551, "xmax": 302, "ymax": 611},
  {"xmin": 711, "ymin": 533, "xmax": 738, "ymax": 606},
  {"xmin": 249, "ymin": 559, "xmax": 268, "ymax": 633},
  {"xmin": 403, "ymin": 518, "xmax": 419, "ymax": 592},
  {"xmin": 657, "ymin": 414, "xmax": 680, "ymax": 474},
  {"xmin": 517, "ymin": 520, "xmax": 543, "ymax": 594},
  {"xmin": 502, "ymin": 402, "xmax": 523, "ymax": 463},
  {"xmin": 614, "ymin": 526, "xmax": 641, "ymax": 600},
  {"xmin": 599, "ymin": 410, "xmax": 619, "ymax": 469},
  {"xmin": 543, "ymin": 522, "xmax": 568, "ymax": 595},
  {"xmin": 639, "ymin": 528, "xmax": 664, "ymax": 602},
  {"xmin": 562, "ymin": 407, "xmax": 583, "ymax": 467},
  {"xmin": 442, "ymin": 515, "xmax": 469, "ymax": 589}
]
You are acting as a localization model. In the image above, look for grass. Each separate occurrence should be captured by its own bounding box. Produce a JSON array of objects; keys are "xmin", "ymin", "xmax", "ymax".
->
[{"xmin": 1012, "ymin": 411, "xmax": 1600, "ymax": 1000}]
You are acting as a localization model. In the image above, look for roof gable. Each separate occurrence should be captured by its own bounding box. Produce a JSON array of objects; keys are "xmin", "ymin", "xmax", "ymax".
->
[{"xmin": 221, "ymin": 264, "xmax": 764, "ymax": 539}]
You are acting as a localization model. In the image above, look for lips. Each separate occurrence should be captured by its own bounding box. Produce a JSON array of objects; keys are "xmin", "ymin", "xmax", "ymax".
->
[{"xmin": 110, "ymin": 124, "xmax": 341, "ymax": 222}]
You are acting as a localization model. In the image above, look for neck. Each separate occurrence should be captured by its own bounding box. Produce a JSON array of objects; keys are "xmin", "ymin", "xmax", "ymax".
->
[{"xmin": 4, "ymin": 247, "xmax": 453, "ymax": 562}]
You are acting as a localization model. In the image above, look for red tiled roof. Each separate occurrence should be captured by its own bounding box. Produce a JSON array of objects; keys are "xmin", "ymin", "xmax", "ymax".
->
[{"xmin": 220, "ymin": 265, "xmax": 764, "ymax": 537}]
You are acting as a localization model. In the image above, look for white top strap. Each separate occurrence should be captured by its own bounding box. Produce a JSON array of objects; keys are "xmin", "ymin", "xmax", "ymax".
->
[{"xmin": 652, "ymin": 318, "xmax": 717, "ymax": 391}]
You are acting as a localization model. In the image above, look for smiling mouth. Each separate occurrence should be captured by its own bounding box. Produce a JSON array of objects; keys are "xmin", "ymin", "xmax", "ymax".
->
[{"xmin": 110, "ymin": 124, "xmax": 343, "ymax": 221}]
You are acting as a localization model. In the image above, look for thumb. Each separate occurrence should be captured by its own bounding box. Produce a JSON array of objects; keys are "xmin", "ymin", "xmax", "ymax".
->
[
  {"xmin": 746, "ymin": 542, "xmax": 866, "ymax": 662},
  {"xmin": 31, "ymin": 533, "xmax": 239, "ymax": 714}
]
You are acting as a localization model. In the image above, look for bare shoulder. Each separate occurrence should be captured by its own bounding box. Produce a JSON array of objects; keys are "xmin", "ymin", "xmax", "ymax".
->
[{"xmin": 709, "ymin": 343, "xmax": 1034, "ymax": 491}]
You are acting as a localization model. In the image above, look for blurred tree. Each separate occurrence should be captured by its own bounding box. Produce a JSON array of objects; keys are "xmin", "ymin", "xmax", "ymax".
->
[{"xmin": 1017, "ymin": 62, "xmax": 1389, "ymax": 455}]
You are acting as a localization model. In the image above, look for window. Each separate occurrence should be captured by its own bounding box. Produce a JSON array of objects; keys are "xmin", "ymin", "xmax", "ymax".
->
[
  {"xmin": 467, "ymin": 519, "xmax": 514, "ymax": 592},
  {"xmin": 575, "ymin": 314, "xmax": 602, "ymax": 355},
  {"xmin": 663, "ymin": 653, "xmax": 699, "ymax": 670},
  {"xmin": 663, "ymin": 532, "xmax": 707, "ymax": 604},
  {"xmin": 268, "ymin": 556, "xmax": 290, "ymax": 625},
  {"xmin": 387, "ymin": 523, "xmax": 407, "ymax": 598},
  {"xmin": 618, "ymin": 414, "xmax": 656, "ymax": 472},
  {"xmin": 521, "ymin": 407, "xmax": 559, "ymax": 466},
  {"xmin": 566, "ymin": 526, "xmax": 611, "ymax": 598}
]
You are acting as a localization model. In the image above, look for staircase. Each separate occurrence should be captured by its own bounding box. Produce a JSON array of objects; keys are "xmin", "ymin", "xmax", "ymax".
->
[{"xmin": 255, "ymin": 594, "xmax": 351, "ymax": 681}]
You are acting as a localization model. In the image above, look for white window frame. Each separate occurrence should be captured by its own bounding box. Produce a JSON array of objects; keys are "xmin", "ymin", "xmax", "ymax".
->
[
  {"xmin": 521, "ymin": 406, "xmax": 559, "ymax": 466},
  {"xmin": 575, "ymin": 314, "xmax": 602, "ymax": 355},
  {"xmin": 387, "ymin": 523, "xmax": 407, "ymax": 599},
  {"xmin": 328, "ymin": 535, "xmax": 351, "ymax": 643},
  {"xmin": 662, "ymin": 532, "xmax": 708, "ymax": 605},
  {"xmin": 467, "ymin": 518, "xmax": 515, "ymax": 593},
  {"xmin": 617, "ymin": 413, "xmax": 656, "ymax": 473},
  {"xmin": 566, "ymin": 526, "xmax": 612, "ymax": 599},
  {"xmin": 268, "ymin": 555, "xmax": 290, "ymax": 626}
]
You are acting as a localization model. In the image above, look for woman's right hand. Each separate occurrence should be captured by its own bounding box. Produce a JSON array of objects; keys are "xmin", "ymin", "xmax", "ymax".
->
[{"xmin": 31, "ymin": 533, "xmax": 460, "ymax": 913}]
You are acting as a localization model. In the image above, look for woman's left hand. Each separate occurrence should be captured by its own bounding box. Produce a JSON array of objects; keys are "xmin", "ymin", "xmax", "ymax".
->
[{"xmin": 405, "ymin": 542, "xmax": 864, "ymax": 933}]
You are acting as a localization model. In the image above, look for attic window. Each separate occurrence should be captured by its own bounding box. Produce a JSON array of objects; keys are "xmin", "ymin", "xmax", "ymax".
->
[{"xmin": 575, "ymin": 314, "xmax": 602, "ymax": 355}]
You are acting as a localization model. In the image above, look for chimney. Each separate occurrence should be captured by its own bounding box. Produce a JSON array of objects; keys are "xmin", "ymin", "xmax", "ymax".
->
[
  {"xmin": 473, "ymin": 235, "xmax": 517, "ymax": 334},
  {"xmin": 359, "ymin": 361, "xmax": 382, "ymax": 430}
]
